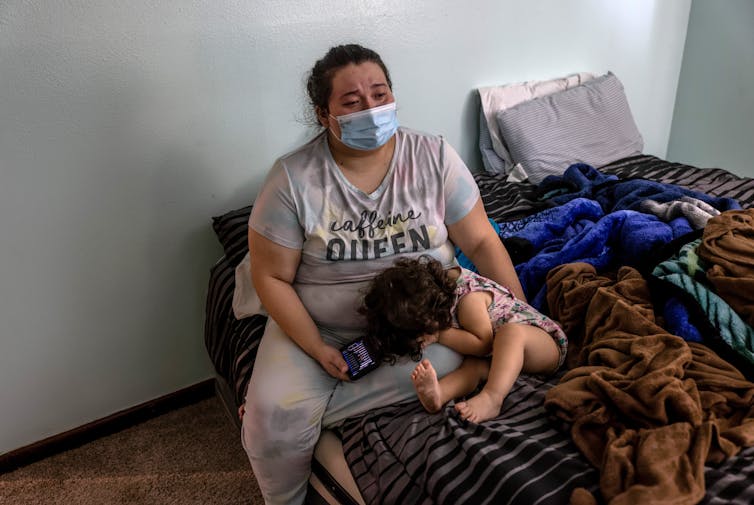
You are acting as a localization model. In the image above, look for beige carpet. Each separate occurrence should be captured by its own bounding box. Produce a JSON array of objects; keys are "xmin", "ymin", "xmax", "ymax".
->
[{"xmin": 0, "ymin": 396, "xmax": 264, "ymax": 504}]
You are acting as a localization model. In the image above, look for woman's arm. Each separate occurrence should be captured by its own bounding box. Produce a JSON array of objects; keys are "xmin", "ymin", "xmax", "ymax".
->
[
  {"xmin": 248, "ymin": 229, "xmax": 349, "ymax": 380},
  {"xmin": 447, "ymin": 198, "xmax": 527, "ymax": 302}
]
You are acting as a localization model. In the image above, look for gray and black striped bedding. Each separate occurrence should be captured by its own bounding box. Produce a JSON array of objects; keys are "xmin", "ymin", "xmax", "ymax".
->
[{"xmin": 204, "ymin": 154, "xmax": 754, "ymax": 504}]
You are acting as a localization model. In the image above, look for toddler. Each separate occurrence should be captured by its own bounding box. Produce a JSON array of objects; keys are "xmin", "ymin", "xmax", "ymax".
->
[{"xmin": 360, "ymin": 256, "xmax": 567, "ymax": 423}]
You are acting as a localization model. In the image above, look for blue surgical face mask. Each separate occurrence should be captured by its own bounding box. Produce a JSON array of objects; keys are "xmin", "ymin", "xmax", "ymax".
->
[{"xmin": 330, "ymin": 102, "xmax": 399, "ymax": 151}]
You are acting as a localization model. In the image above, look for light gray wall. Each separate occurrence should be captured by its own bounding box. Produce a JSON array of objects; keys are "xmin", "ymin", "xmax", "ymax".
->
[
  {"xmin": 667, "ymin": 0, "xmax": 754, "ymax": 178},
  {"xmin": 0, "ymin": 0, "xmax": 691, "ymax": 454}
]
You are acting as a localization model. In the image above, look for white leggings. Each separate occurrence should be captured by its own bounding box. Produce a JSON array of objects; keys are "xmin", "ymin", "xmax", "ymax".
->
[{"xmin": 241, "ymin": 318, "xmax": 463, "ymax": 505}]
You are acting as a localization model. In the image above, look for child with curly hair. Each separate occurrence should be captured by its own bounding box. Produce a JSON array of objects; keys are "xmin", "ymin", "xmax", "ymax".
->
[{"xmin": 360, "ymin": 256, "xmax": 567, "ymax": 423}]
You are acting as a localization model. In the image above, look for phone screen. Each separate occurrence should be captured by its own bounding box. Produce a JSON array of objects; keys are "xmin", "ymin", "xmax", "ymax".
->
[{"xmin": 341, "ymin": 339, "xmax": 379, "ymax": 380}]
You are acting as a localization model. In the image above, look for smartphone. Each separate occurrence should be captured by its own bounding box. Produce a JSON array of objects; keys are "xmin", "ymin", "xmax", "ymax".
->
[{"xmin": 341, "ymin": 338, "xmax": 379, "ymax": 380}]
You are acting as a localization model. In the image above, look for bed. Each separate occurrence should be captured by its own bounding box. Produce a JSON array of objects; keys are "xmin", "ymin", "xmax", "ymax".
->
[{"xmin": 205, "ymin": 71, "xmax": 754, "ymax": 505}]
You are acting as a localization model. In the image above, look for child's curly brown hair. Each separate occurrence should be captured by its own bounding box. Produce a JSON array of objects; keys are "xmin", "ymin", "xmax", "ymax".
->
[{"xmin": 359, "ymin": 255, "xmax": 457, "ymax": 364}]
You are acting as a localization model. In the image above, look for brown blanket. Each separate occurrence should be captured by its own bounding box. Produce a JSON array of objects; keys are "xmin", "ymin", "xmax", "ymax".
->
[
  {"xmin": 544, "ymin": 263, "xmax": 754, "ymax": 505},
  {"xmin": 697, "ymin": 209, "xmax": 754, "ymax": 328}
]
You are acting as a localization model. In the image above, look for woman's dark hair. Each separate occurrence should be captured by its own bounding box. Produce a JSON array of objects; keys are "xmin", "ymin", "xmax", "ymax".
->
[
  {"xmin": 359, "ymin": 256, "xmax": 456, "ymax": 364},
  {"xmin": 306, "ymin": 44, "xmax": 393, "ymax": 121}
]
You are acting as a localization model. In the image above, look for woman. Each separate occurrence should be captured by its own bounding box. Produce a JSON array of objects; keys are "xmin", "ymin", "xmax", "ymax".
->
[{"xmin": 242, "ymin": 43, "xmax": 525, "ymax": 504}]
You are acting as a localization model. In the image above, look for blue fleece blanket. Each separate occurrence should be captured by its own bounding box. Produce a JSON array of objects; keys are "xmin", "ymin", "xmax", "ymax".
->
[
  {"xmin": 513, "ymin": 203, "xmax": 691, "ymax": 310},
  {"xmin": 539, "ymin": 163, "xmax": 741, "ymax": 213},
  {"xmin": 457, "ymin": 165, "xmax": 739, "ymax": 313},
  {"xmin": 457, "ymin": 196, "xmax": 693, "ymax": 312}
]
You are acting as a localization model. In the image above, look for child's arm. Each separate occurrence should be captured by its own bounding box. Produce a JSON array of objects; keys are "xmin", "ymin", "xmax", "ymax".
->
[
  {"xmin": 438, "ymin": 327, "xmax": 491, "ymax": 356},
  {"xmin": 439, "ymin": 292, "xmax": 494, "ymax": 356}
]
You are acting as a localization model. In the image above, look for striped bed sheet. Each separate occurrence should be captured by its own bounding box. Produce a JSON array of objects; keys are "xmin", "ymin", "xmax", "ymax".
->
[
  {"xmin": 341, "ymin": 378, "xmax": 754, "ymax": 505},
  {"xmin": 204, "ymin": 154, "xmax": 754, "ymax": 504},
  {"xmin": 340, "ymin": 374, "xmax": 600, "ymax": 505}
]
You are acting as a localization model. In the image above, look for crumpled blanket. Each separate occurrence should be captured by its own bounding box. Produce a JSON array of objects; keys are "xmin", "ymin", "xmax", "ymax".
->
[
  {"xmin": 543, "ymin": 263, "xmax": 754, "ymax": 505},
  {"xmin": 540, "ymin": 164, "xmax": 741, "ymax": 213},
  {"xmin": 494, "ymin": 198, "xmax": 690, "ymax": 311},
  {"xmin": 697, "ymin": 209, "xmax": 754, "ymax": 328},
  {"xmin": 653, "ymin": 238, "xmax": 754, "ymax": 365}
]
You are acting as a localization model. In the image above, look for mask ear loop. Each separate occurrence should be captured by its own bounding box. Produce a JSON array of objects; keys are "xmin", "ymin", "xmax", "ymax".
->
[
  {"xmin": 317, "ymin": 106, "xmax": 347, "ymax": 150},
  {"xmin": 327, "ymin": 113, "xmax": 347, "ymax": 147}
]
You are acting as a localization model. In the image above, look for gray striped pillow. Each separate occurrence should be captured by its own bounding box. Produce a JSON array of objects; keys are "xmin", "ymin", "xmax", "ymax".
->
[{"xmin": 495, "ymin": 72, "xmax": 643, "ymax": 184}]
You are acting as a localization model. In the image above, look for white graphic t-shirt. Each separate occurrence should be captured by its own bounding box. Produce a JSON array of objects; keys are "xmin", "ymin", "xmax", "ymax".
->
[{"xmin": 249, "ymin": 127, "xmax": 480, "ymax": 330}]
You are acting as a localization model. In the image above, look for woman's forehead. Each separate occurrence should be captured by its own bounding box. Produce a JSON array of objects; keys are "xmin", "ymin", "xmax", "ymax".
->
[{"xmin": 330, "ymin": 62, "xmax": 388, "ymax": 94}]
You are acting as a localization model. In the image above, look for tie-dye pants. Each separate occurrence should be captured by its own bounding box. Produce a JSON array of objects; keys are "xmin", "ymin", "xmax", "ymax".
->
[{"xmin": 241, "ymin": 318, "xmax": 462, "ymax": 504}]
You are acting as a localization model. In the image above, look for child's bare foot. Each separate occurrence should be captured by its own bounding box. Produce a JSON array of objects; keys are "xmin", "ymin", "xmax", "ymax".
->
[
  {"xmin": 411, "ymin": 359, "xmax": 443, "ymax": 413},
  {"xmin": 455, "ymin": 389, "xmax": 502, "ymax": 423}
]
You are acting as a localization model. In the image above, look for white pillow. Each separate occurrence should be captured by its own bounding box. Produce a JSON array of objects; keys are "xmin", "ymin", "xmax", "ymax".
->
[
  {"xmin": 478, "ymin": 72, "xmax": 594, "ymax": 174},
  {"xmin": 233, "ymin": 252, "xmax": 267, "ymax": 319}
]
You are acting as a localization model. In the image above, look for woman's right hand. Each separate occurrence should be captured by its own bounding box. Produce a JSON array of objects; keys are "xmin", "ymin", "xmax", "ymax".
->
[
  {"xmin": 315, "ymin": 344, "xmax": 351, "ymax": 381},
  {"xmin": 250, "ymin": 230, "xmax": 351, "ymax": 380}
]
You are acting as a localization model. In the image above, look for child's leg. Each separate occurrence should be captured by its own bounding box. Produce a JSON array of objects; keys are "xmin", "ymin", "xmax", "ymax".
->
[
  {"xmin": 411, "ymin": 357, "xmax": 489, "ymax": 413},
  {"xmin": 455, "ymin": 323, "xmax": 559, "ymax": 423}
]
